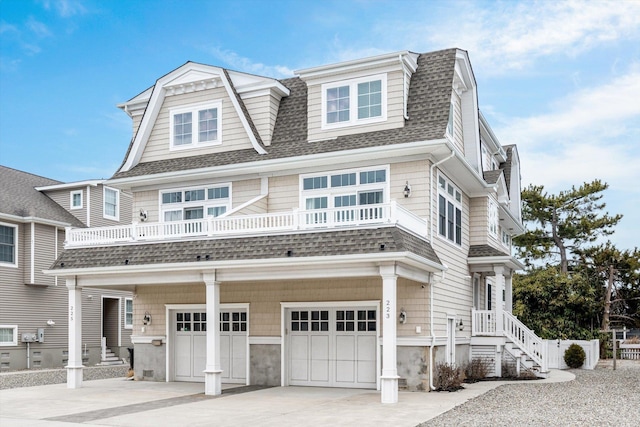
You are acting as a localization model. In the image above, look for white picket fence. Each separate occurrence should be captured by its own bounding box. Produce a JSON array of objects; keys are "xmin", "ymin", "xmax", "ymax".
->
[
  {"xmin": 620, "ymin": 343, "xmax": 640, "ymax": 360},
  {"xmin": 544, "ymin": 339, "xmax": 600, "ymax": 370}
]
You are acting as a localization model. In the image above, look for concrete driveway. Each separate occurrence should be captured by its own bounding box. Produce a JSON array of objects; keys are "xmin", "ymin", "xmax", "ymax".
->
[{"xmin": 0, "ymin": 372, "xmax": 574, "ymax": 427}]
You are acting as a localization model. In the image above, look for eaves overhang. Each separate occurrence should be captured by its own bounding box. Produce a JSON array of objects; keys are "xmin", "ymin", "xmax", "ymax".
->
[
  {"xmin": 44, "ymin": 251, "xmax": 446, "ymax": 284},
  {"xmin": 0, "ymin": 213, "xmax": 72, "ymax": 228},
  {"xmin": 106, "ymin": 139, "xmax": 452, "ymax": 190},
  {"xmin": 35, "ymin": 180, "xmax": 103, "ymax": 192},
  {"xmin": 467, "ymin": 255, "xmax": 525, "ymax": 272}
]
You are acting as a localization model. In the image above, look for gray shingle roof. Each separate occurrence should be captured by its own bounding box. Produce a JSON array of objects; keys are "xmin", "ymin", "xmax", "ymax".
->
[
  {"xmin": 0, "ymin": 166, "xmax": 85, "ymax": 227},
  {"xmin": 52, "ymin": 227, "xmax": 441, "ymax": 270},
  {"xmin": 112, "ymin": 49, "xmax": 458, "ymax": 179},
  {"xmin": 468, "ymin": 244, "xmax": 509, "ymax": 258},
  {"xmin": 500, "ymin": 145, "xmax": 514, "ymax": 196},
  {"xmin": 483, "ymin": 169, "xmax": 503, "ymax": 185}
]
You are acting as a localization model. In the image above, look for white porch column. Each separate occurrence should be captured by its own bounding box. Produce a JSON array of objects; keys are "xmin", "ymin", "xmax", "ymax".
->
[
  {"xmin": 203, "ymin": 272, "xmax": 222, "ymax": 395},
  {"xmin": 66, "ymin": 278, "xmax": 83, "ymax": 388},
  {"xmin": 494, "ymin": 266, "xmax": 505, "ymax": 335},
  {"xmin": 504, "ymin": 275, "xmax": 513, "ymax": 313},
  {"xmin": 380, "ymin": 264, "xmax": 399, "ymax": 404}
]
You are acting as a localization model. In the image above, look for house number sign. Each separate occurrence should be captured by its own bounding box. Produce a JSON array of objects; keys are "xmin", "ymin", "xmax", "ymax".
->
[
  {"xmin": 70, "ymin": 305, "xmax": 74, "ymax": 322},
  {"xmin": 385, "ymin": 300, "xmax": 391, "ymax": 319}
]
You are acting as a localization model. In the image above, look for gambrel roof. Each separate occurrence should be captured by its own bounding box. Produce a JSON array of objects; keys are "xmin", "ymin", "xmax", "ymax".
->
[{"xmin": 111, "ymin": 49, "xmax": 458, "ymax": 180}]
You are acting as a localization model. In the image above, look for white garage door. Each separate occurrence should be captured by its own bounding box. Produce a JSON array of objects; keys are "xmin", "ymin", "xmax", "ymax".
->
[
  {"xmin": 288, "ymin": 307, "xmax": 377, "ymax": 389},
  {"xmin": 172, "ymin": 308, "xmax": 247, "ymax": 383}
]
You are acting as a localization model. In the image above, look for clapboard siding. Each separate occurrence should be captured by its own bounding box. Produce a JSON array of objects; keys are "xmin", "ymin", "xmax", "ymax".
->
[
  {"xmin": 132, "ymin": 190, "xmax": 158, "ymax": 223},
  {"xmin": 46, "ymin": 188, "xmax": 88, "ymax": 226},
  {"xmin": 307, "ymin": 69, "xmax": 406, "ymax": 142},
  {"xmin": 469, "ymin": 197, "xmax": 488, "ymax": 246},
  {"xmin": 242, "ymin": 94, "xmax": 280, "ymax": 146},
  {"xmin": 232, "ymin": 178, "xmax": 262, "ymax": 209},
  {"xmin": 471, "ymin": 345, "xmax": 497, "ymax": 376},
  {"xmin": 452, "ymin": 91, "xmax": 464, "ymax": 153},
  {"xmin": 139, "ymin": 87, "xmax": 254, "ymax": 163},
  {"xmin": 391, "ymin": 160, "xmax": 431, "ymax": 221},
  {"xmin": 267, "ymin": 174, "xmax": 298, "ymax": 212}
]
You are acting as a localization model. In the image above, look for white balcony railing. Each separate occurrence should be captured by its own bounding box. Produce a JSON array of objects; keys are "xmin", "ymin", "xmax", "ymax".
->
[
  {"xmin": 65, "ymin": 201, "xmax": 427, "ymax": 248},
  {"xmin": 472, "ymin": 310, "xmax": 496, "ymax": 336}
]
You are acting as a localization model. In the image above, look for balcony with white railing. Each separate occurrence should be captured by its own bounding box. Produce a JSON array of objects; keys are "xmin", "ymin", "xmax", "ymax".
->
[{"xmin": 65, "ymin": 201, "xmax": 427, "ymax": 248}]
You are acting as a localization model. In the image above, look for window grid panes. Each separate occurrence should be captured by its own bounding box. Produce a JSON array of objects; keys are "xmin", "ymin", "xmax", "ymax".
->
[
  {"xmin": 173, "ymin": 112, "xmax": 192, "ymax": 146},
  {"xmin": 71, "ymin": 192, "xmax": 82, "ymax": 208},
  {"xmin": 0, "ymin": 327, "xmax": 15, "ymax": 344},
  {"xmin": 326, "ymin": 86, "xmax": 350, "ymax": 124},
  {"xmin": 198, "ymin": 108, "xmax": 218, "ymax": 142},
  {"xmin": 357, "ymin": 80, "xmax": 382, "ymax": 119},
  {"xmin": 0, "ymin": 225, "xmax": 15, "ymax": 264},
  {"xmin": 161, "ymin": 186, "xmax": 230, "ymax": 222},
  {"xmin": 220, "ymin": 311, "xmax": 246, "ymax": 332},
  {"xmin": 176, "ymin": 312, "xmax": 207, "ymax": 332}
]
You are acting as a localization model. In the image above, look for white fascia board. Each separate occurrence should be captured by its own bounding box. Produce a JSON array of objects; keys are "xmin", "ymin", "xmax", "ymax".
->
[
  {"xmin": 499, "ymin": 204, "xmax": 525, "ymax": 235},
  {"xmin": 467, "ymin": 255, "xmax": 526, "ymax": 271},
  {"xmin": 44, "ymin": 251, "xmax": 446, "ymax": 284},
  {"xmin": 439, "ymin": 142, "xmax": 496, "ymax": 197},
  {"xmin": 455, "ymin": 50, "xmax": 476, "ymax": 90},
  {"xmin": 108, "ymin": 138, "xmax": 451, "ymax": 189},
  {"xmin": 296, "ymin": 51, "xmax": 415, "ymax": 80},
  {"xmin": 479, "ymin": 112, "xmax": 506, "ymax": 161},
  {"xmin": 35, "ymin": 180, "xmax": 103, "ymax": 192},
  {"xmin": 0, "ymin": 213, "xmax": 71, "ymax": 228},
  {"xmin": 228, "ymin": 71, "xmax": 290, "ymax": 98}
]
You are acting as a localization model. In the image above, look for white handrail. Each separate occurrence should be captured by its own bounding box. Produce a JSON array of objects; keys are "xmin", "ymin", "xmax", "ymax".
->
[
  {"xmin": 64, "ymin": 203, "xmax": 427, "ymax": 248},
  {"xmin": 503, "ymin": 311, "xmax": 547, "ymax": 371},
  {"xmin": 472, "ymin": 310, "xmax": 495, "ymax": 336}
]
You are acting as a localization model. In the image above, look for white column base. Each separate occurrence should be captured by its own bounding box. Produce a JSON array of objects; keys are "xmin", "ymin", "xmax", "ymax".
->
[
  {"xmin": 66, "ymin": 365, "xmax": 84, "ymax": 389},
  {"xmin": 380, "ymin": 375, "xmax": 399, "ymax": 403},
  {"xmin": 204, "ymin": 369, "xmax": 223, "ymax": 395}
]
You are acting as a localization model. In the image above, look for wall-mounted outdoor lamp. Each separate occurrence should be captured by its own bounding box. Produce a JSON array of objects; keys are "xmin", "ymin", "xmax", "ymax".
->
[
  {"xmin": 46, "ymin": 319, "xmax": 55, "ymax": 326},
  {"xmin": 457, "ymin": 319, "xmax": 464, "ymax": 331},
  {"xmin": 399, "ymin": 308, "xmax": 407, "ymax": 324},
  {"xmin": 403, "ymin": 181, "xmax": 412, "ymax": 198},
  {"xmin": 143, "ymin": 312, "xmax": 152, "ymax": 326}
]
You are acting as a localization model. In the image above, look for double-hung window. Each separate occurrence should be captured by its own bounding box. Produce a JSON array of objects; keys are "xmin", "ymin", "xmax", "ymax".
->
[
  {"xmin": 160, "ymin": 184, "xmax": 231, "ymax": 222},
  {"xmin": 301, "ymin": 166, "xmax": 388, "ymax": 225},
  {"xmin": 438, "ymin": 175, "xmax": 462, "ymax": 245},
  {"xmin": 0, "ymin": 223, "xmax": 18, "ymax": 267},
  {"xmin": 103, "ymin": 187, "xmax": 119, "ymax": 221},
  {"xmin": 170, "ymin": 101, "xmax": 222, "ymax": 150},
  {"xmin": 125, "ymin": 298, "xmax": 133, "ymax": 329},
  {"xmin": 322, "ymin": 74, "xmax": 386, "ymax": 129},
  {"xmin": 70, "ymin": 190, "xmax": 83, "ymax": 210}
]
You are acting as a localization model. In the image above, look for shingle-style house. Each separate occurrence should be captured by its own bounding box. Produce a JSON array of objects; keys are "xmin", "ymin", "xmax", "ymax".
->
[
  {"xmin": 46, "ymin": 48, "xmax": 543, "ymax": 403},
  {"xmin": 0, "ymin": 166, "xmax": 133, "ymax": 369}
]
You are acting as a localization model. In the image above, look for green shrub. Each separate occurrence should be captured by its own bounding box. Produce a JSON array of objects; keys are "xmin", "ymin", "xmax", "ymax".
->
[
  {"xmin": 434, "ymin": 363, "xmax": 465, "ymax": 391},
  {"xmin": 564, "ymin": 343, "xmax": 586, "ymax": 368}
]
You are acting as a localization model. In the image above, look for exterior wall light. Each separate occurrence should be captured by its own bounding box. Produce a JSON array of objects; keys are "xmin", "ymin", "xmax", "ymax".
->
[
  {"xmin": 399, "ymin": 309, "xmax": 407, "ymax": 324},
  {"xmin": 403, "ymin": 181, "xmax": 412, "ymax": 198},
  {"xmin": 143, "ymin": 312, "xmax": 152, "ymax": 325},
  {"xmin": 457, "ymin": 319, "xmax": 464, "ymax": 331}
]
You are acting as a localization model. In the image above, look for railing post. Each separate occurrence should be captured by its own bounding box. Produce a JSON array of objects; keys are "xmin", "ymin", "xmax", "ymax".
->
[
  {"xmin": 207, "ymin": 216, "xmax": 214, "ymax": 237},
  {"xmin": 293, "ymin": 209, "xmax": 300, "ymax": 229},
  {"xmin": 390, "ymin": 201, "xmax": 397, "ymax": 224},
  {"xmin": 101, "ymin": 337, "xmax": 106, "ymax": 362},
  {"xmin": 65, "ymin": 226, "xmax": 72, "ymax": 248},
  {"xmin": 131, "ymin": 221, "xmax": 138, "ymax": 241}
]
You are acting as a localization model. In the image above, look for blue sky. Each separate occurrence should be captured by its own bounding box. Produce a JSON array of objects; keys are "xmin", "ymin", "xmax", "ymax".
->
[{"xmin": 1, "ymin": 0, "xmax": 639, "ymax": 250}]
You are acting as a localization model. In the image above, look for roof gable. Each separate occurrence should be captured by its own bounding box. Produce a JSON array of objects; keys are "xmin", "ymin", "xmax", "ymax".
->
[{"xmin": 118, "ymin": 62, "xmax": 272, "ymax": 173}]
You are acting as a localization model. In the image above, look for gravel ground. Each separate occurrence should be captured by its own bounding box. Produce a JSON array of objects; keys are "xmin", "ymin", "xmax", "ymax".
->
[
  {"xmin": 0, "ymin": 365, "xmax": 130, "ymax": 390},
  {"xmin": 419, "ymin": 360, "xmax": 640, "ymax": 427}
]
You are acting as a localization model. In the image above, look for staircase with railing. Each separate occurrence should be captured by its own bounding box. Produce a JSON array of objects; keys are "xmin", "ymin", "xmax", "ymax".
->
[{"xmin": 472, "ymin": 309, "xmax": 548, "ymax": 375}]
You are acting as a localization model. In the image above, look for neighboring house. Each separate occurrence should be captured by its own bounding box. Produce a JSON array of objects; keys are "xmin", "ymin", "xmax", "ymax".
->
[
  {"xmin": 47, "ymin": 48, "xmax": 539, "ymax": 403},
  {"xmin": 0, "ymin": 166, "xmax": 133, "ymax": 370}
]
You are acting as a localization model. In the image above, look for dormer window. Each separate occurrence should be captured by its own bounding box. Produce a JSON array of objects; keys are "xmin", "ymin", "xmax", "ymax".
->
[
  {"xmin": 170, "ymin": 101, "xmax": 222, "ymax": 150},
  {"xmin": 322, "ymin": 74, "xmax": 386, "ymax": 129}
]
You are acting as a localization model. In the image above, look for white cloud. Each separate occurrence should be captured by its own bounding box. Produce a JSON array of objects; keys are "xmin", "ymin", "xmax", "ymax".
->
[
  {"xmin": 26, "ymin": 17, "xmax": 51, "ymax": 38},
  {"xmin": 40, "ymin": 0, "xmax": 87, "ymax": 18},
  {"xmin": 205, "ymin": 47, "xmax": 294, "ymax": 78},
  {"xmin": 389, "ymin": 0, "xmax": 640, "ymax": 75}
]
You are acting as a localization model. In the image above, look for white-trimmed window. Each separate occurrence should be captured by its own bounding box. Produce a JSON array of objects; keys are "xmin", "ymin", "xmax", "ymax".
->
[
  {"xmin": 488, "ymin": 199, "xmax": 498, "ymax": 237},
  {"xmin": 300, "ymin": 166, "xmax": 388, "ymax": 225},
  {"xmin": 103, "ymin": 187, "xmax": 120, "ymax": 221},
  {"xmin": 125, "ymin": 298, "xmax": 133, "ymax": 329},
  {"xmin": 170, "ymin": 101, "xmax": 222, "ymax": 150},
  {"xmin": 322, "ymin": 74, "xmax": 386, "ymax": 129},
  {"xmin": 438, "ymin": 175, "xmax": 462, "ymax": 245},
  {"xmin": 160, "ymin": 184, "xmax": 231, "ymax": 221},
  {"xmin": 0, "ymin": 223, "xmax": 17, "ymax": 267},
  {"xmin": 0, "ymin": 325, "xmax": 18, "ymax": 346},
  {"xmin": 70, "ymin": 190, "xmax": 83, "ymax": 210},
  {"xmin": 501, "ymin": 228, "xmax": 511, "ymax": 247}
]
